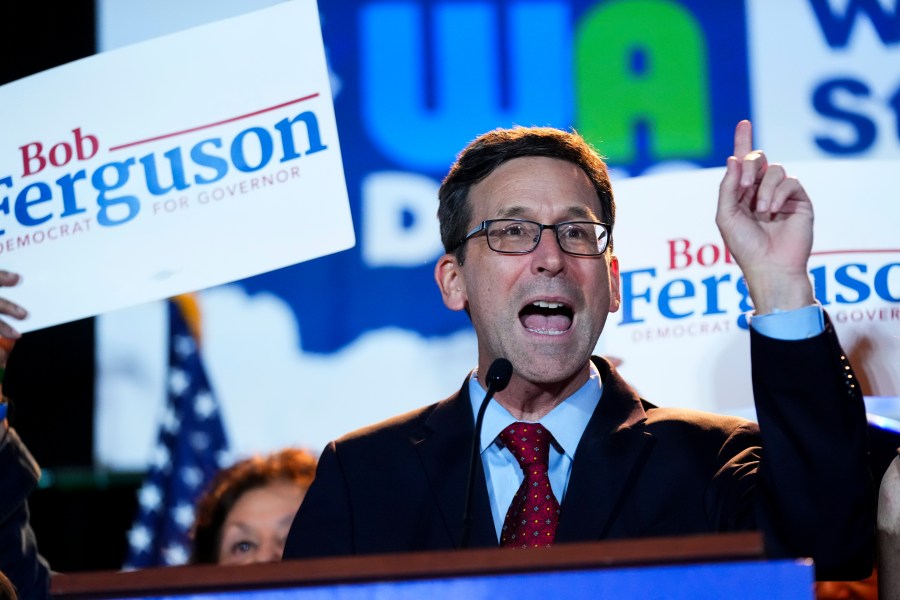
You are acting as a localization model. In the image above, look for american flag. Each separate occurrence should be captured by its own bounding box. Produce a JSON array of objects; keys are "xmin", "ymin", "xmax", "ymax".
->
[{"xmin": 124, "ymin": 298, "xmax": 230, "ymax": 568}]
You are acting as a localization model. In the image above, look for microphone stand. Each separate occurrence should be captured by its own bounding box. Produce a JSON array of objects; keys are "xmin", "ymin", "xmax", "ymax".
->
[{"xmin": 459, "ymin": 358, "xmax": 512, "ymax": 549}]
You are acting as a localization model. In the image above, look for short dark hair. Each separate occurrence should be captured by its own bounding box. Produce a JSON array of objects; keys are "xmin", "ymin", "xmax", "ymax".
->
[
  {"xmin": 438, "ymin": 126, "xmax": 615, "ymax": 263},
  {"xmin": 189, "ymin": 448, "xmax": 317, "ymax": 564}
]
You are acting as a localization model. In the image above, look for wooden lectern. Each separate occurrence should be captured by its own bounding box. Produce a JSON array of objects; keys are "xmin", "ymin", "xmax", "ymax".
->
[{"xmin": 51, "ymin": 532, "xmax": 813, "ymax": 599}]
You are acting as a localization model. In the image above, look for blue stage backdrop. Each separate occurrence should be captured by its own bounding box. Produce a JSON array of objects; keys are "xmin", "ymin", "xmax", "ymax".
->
[{"xmin": 93, "ymin": 0, "xmax": 900, "ymax": 468}]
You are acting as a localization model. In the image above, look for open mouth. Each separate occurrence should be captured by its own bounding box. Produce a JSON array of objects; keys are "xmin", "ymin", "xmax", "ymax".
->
[{"xmin": 519, "ymin": 300, "xmax": 574, "ymax": 335}]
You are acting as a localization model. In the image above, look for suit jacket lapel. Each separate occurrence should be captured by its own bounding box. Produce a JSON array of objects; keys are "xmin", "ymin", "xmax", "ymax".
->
[
  {"xmin": 556, "ymin": 357, "xmax": 655, "ymax": 542},
  {"xmin": 411, "ymin": 379, "xmax": 497, "ymax": 549}
]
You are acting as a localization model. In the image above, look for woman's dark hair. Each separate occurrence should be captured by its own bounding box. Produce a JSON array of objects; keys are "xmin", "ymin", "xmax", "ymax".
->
[
  {"xmin": 0, "ymin": 571, "xmax": 18, "ymax": 600},
  {"xmin": 189, "ymin": 448, "xmax": 317, "ymax": 564},
  {"xmin": 438, "ymin": 126, "xmax": 614, "ymax": 263}
]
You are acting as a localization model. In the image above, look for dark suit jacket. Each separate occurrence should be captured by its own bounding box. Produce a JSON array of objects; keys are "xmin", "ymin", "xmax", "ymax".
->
[
  {"xmin": 284, "ymin": 323, "xmax": 874, "ymax": 580},
  {"xmin": 0, "ymin": 427, "xmax": 51, "ymax": 600}
]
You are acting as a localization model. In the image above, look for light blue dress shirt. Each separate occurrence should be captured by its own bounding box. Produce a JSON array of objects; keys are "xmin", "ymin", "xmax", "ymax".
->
[{"xmin": 468, "ymin": 304, "xmax": 824, "ymax": 541}]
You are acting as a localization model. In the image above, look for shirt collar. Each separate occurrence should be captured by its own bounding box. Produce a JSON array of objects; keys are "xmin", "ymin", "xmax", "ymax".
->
[{"xmin": 468, "ymin": 362, "xmax": 603, "ymax": 459}]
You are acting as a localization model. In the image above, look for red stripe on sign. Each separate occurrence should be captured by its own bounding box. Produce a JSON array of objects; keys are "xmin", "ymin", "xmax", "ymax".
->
[
  {"xmin": 108, "ymin": 93, "xmax": 321, "ymax": 151},
  {"xmin": 811, "ymin": 249, "xmax": 900, "ymax": 256}
]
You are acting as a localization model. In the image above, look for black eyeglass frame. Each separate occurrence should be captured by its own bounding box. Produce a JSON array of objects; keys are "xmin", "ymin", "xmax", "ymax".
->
[{"xmin": 455, "ymin": 218, "xmax": 612, "ymax": 257}]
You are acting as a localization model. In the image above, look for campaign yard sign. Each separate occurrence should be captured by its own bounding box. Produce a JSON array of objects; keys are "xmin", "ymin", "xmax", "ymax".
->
[
  {"xmin": 602, "ymin": 161, "xmax": 900, "ymax": 418},
  {"xmin": 0, "ymin": 0, "xmax": 353, "ymax": 332}
]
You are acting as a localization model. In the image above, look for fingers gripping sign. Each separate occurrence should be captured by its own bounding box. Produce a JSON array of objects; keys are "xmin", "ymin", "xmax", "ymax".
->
[
  {"xmin": 0, "ymin": 271, "xmax": 28, "ymax": 368},
  {"xmin": 716, "ymin": 120, "xmax": 816, "ymax": 315}
]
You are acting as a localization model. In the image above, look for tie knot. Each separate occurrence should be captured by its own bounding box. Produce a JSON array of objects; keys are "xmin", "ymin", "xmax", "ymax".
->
[{"xmin": 498, "ymin": 422, "xmax": 552, "ymax": 467}]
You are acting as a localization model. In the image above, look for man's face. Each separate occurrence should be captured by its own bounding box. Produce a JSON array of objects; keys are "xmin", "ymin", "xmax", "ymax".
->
[{"xmin": 436, "ymin": 156, "xmax": 620, "ymax": 387}]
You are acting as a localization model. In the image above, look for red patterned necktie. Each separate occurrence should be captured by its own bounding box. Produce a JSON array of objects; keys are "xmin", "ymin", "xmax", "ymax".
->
[{"xmin": 498, "ymin": 422, "xmax": 560, "ymax": 548}]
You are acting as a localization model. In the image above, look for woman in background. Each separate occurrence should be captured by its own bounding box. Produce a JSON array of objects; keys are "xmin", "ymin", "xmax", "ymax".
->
[{"xmin": 190, "ymin": 448, "xmax": 317, "ymax": 565}]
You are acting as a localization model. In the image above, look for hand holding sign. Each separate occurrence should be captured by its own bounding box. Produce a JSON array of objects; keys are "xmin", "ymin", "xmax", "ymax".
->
[
  {"xmin": 715, "ymin": 120, "xmax": 816, "ymax": 315},
  {"xmin": 0, "ymin": 271, "xmax": 26, "ymax": 366}
]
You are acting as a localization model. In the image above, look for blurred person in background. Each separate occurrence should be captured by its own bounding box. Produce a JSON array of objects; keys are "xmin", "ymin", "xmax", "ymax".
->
[
  {"xmin": 190, "ymin": 448, "xmax": 317, "ymax": 565},
  {"xmin": 0, "ymin": 271, "xmax": 50, "ymax": 600}
]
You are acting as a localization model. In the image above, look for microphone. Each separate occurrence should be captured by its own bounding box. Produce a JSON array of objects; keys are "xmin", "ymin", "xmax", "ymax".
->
[{"xmin": 460, "ymin": 357, "xmax": 513, "ymax": 549}]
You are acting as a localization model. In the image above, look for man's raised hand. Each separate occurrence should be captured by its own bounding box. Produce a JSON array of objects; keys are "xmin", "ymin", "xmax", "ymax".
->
[{"xmin": 716, "ymin": 120, "xmax": 815, "ymax": 314}]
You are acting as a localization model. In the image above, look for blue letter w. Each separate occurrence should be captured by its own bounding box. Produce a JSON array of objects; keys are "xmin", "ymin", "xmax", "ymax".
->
[
  {"xmin": 809, "ymin": 0, "xmax": 900, "ymax": 47},
  {"xmin": 361, "ymin": 2, "xmax": 571, "ymax": 171}
]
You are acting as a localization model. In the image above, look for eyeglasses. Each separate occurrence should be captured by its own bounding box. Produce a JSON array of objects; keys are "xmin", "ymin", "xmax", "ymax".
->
[{"xmin": 456, "ymin": 219, "xmax": 611, "ymax": 257}]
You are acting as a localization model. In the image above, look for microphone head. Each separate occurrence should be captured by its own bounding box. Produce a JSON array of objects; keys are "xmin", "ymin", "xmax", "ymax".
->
[{"xmin": 485, "ymin": 358, "xmax": 513, "ymax": 393}]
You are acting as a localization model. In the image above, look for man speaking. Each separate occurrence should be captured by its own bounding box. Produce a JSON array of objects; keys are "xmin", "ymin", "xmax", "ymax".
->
[{"xmin": 283, "ymin": 121, "xmax": 873, "ymax": 581}]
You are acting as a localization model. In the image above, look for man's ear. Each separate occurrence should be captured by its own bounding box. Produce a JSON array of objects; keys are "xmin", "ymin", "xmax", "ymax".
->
[
  {"xmin": 608, "ymin": 254, "xmax": 621, "ymax": 313},
  {"xmin": 435, "ymin": 254, "xmax": 468, "ymax": 312}
]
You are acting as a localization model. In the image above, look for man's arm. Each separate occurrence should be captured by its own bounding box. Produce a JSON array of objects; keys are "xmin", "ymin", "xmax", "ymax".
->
[
  {"xmin": 716, "ymin": 122, "xmax": 874, "ymax": 579},
  {"xmin": 749, "ymin": 321, "xmax": 873, "ymax": 580}
]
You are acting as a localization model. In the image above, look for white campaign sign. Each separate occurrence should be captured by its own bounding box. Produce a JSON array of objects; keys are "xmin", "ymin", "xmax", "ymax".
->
[
  {"xmin": 598, "ymin": 161, "xmax": 900, "ymax": 418},
  {"xmin": 747, "ymin": 0, "xmax": 900, "ymax": 160},
  {"xmin": 0, "ymin": 0, "xmax": 353, "ymax": 332}
]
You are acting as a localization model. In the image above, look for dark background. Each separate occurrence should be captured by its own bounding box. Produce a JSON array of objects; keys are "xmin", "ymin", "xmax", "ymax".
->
[{"xmin": 1, "ymin": 0, "xmax": 139, "ymax": 571}]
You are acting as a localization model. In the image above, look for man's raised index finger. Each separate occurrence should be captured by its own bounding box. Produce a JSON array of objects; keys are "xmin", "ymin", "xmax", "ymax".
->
[{"xmin": 733, "ymin": 119, "xmax": 753, "ymax": 159}]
